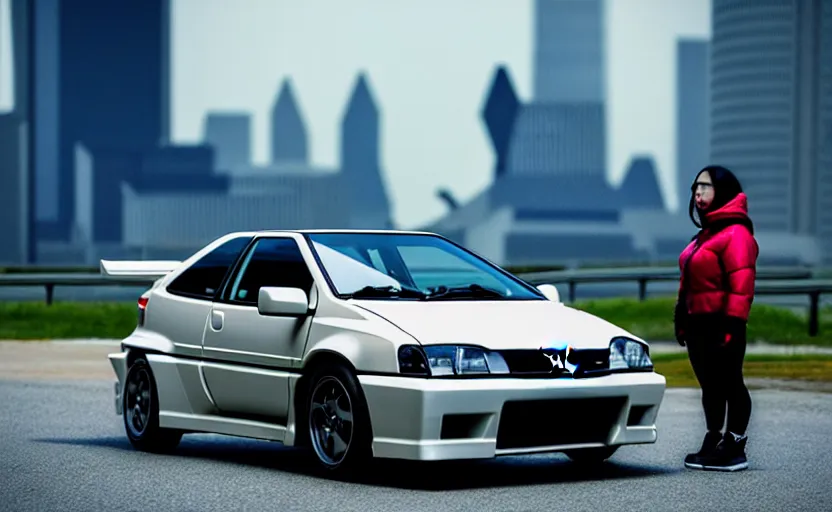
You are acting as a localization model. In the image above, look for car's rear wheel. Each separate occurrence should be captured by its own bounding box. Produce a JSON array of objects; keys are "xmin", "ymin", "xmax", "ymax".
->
[
  {"xmin": 563, "ymin": 446, "xmax": 619, "ymax": 464},
  {"xmin": 306, "ymin": 362, "xmax": 372, "ymax": 474},
  {"xmin": 123, "ymin": 356, "xmax": 182, "ymax": 453}
]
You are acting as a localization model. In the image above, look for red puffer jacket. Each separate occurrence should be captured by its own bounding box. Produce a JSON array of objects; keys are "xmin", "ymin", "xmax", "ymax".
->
[{"xmin": 678, "ymin": 193, "xmax": 759, "ymax": 321}]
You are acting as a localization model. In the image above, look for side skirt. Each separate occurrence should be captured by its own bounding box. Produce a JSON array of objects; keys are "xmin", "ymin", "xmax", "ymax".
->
[
  {"xmin": 131, "ymin": 350, "xmax": 301, "ymax": 445},
  {"xmin": 159, "ymin": 411, "xmax": 288, "ymax": 443}
]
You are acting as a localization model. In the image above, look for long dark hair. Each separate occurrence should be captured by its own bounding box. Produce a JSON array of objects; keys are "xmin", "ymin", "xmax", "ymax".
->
[{"xmin": 688, "ymin": 165, "xmax": 743, "ymax": 228}]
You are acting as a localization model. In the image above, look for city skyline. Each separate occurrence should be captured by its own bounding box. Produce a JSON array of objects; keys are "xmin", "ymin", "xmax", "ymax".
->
[
  {"xmin": 170, "ymin": 0, "xmax": 711, "ymax": 229},
  {"xmin": 9, "ymin": 0, "xmax": 825, "ymax": 268}
]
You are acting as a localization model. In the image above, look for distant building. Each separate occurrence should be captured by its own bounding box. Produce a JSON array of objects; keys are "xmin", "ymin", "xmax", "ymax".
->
[
  {"xmin": 38, "ymin": 0, "xmax": 170, "ymax": 243},
  {"xmin": 529, "ymin": 0, "xmax": 607, "ymax": 180},
  {"xmin": 341, "ymin": 74, "xmax": 393, "ymax": 229},
  {"xmin": 0, "ymin": 115, "xmax": 29, "ymax": 265},
  {"xmin": 504, "ymin": 103, "xmax": 606, "ymax": 178},
  {"xmin": 202, "ymin": 112, "xmax": 252, "ymax": 172},
  {"xmin": 675, "ymin": 38, "xmax": 709, "ymax": 211},
  {"xmin": 121, "ymin": 173, "xmax": 349, "ymax": 255},
  {"xmin": 710, "ymin": 0, "xmax": 830, "ymax": 263},
  {"xmin": 619, "ymin": 157, "xmax": 665, "ymax": 211},
  {"xmin": 71, "ymin": 144, "xmax": 227, "ymax": 251},
  {"xmin": 32, "ymin": 0, "xmax": 60, "ymax": 227},
  {"xmin": 426, "ymin": 0, "xmax": 665, "ymax": 266},
  {"xmin": 817, "ymin": 0, "xmax": 832, "ymax": 262},
  {"xmin": 112, "ymin": 73, "xmax": 394, "ymax": 259},
  {"xmin": 0, "ymin": 0, "xmax": 31, "ymax": 265},
  {"xmin": 271, "ymin": 79, "xmax": 309, "ymax": 164},
  {"xmin": 427, "ymin": 64, "xmax": 661, "ymax": 267},
  {"xmin": 533, "ymin": 0, "xmax": 605, "ymax": 104}
]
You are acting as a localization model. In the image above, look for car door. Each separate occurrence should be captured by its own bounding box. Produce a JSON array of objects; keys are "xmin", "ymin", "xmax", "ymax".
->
[
  {"xmin": 200, "ymin": 235, "xmax": 316, "ymax": 424},
  {"xmin": 156, "ymin": 235, "xmax": 253, "ymax": 358}
]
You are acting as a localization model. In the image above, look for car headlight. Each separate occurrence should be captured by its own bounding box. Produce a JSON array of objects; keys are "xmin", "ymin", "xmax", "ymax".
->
[
  {"xmin": 609, "ymin": 337, "xmax": 653, "ymax": 371},
  {"xmin": 397, "ymin": 344, "xmax": 510, "ymax": 376}
]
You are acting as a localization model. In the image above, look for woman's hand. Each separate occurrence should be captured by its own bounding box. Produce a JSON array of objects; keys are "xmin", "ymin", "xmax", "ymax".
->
[
  {"xmin": 721, "ymin": 315, "xmax": 747, "ymax": 346},
  {"xmin": 674, "ymin": 300, "xmax": 687, "ymax": 346}
]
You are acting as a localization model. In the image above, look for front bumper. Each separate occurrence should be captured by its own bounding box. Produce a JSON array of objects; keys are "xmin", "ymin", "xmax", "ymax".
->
[{"xmin": 358, "ymin": 370, "xmax": 666, "ymax": 461}]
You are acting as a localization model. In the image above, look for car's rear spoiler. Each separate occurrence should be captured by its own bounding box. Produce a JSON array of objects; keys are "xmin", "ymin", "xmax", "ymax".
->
[{"xmin": 99, "ymin": 260, "xmax": 181, "ymax": 281}]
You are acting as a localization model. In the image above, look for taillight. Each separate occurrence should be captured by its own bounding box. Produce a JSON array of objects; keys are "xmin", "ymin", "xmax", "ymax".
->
[{"xmin": 137, "ymin": 296, "xmax": 149, "ymax": 326}]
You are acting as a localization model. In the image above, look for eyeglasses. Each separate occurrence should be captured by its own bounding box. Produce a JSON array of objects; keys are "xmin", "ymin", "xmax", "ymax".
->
[{"xmin": 691, "ymin": 182, "xmax": 713, "ymax": 192}]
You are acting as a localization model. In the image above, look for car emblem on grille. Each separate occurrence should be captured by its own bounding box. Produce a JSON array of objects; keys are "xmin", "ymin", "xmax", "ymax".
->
[
  {"xmin": 540, "ymin": 344, "xmax": 573, "ymax": 374},
  {"xmin": 543, "ymin": 351, "xmax": 564, "ymax": 370}
]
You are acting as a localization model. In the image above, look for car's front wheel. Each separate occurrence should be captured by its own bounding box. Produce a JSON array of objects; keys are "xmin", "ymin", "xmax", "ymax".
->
[
  {"xmin": 122, "ymin": 356, "xmax": 182, "ymax": 453},
  {"xmin": 306, "ymin": 362, "xmax": 373, "ymax": 474}
]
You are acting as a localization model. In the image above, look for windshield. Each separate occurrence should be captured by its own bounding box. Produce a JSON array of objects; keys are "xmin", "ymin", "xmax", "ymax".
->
[{"xmin": 306, "ymin": 233, "xmax": 544, "ymax": 301}]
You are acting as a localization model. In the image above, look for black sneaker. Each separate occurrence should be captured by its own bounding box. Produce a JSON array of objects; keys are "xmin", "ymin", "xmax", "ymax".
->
[
  {"xmin": 697, "ymin": 432, "xmax": 749, "ymax": 472},
  {"xmin": 684, "ymin": 430, "xmax": 722, "ymax": 469}
]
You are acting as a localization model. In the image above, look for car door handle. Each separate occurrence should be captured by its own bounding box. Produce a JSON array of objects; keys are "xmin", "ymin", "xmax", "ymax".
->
[{"xmin": 210, "ymin": 310, "xmax": 224, "ymax": 331}]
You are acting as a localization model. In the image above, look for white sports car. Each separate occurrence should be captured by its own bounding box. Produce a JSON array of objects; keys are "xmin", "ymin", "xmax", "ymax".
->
[{"xmin": 103, "ymin": 230, "xmax": 666, "ymax": 473}]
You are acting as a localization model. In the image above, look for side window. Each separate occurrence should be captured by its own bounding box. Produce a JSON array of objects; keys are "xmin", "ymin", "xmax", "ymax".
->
[
  {"xmin": 167, "ymin": 236, "xmax": 253, "ymax": 300},
  {"xmin": 227, "ymin": 237, "xmax": 313, "ymax": 305}
]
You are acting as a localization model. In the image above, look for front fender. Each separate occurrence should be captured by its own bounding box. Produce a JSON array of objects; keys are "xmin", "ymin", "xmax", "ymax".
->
[{"xmin": 304, "ymin": 317, "xmax": 411, "ymax": 374}]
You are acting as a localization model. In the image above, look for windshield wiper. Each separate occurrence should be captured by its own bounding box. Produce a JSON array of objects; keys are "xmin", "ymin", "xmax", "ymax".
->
[
  {"xmin": 425, "ymin": 284, "xmax": 506, "ymax": 300},
  {"xmin": 346, "ymin": 285, "xmax": 427, "ymax": 300}
]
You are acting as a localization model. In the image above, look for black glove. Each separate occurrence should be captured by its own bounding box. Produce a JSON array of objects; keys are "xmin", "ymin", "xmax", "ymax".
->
[
  {"xmin": 720, "ymin": 315, "xmax": 747, "ymax": 346},
  {"xmin": 673, "ymin": 299, "xmax": 687, "ymax": 347}
]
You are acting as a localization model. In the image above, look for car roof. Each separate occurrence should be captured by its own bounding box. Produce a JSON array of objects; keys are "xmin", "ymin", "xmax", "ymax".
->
[{"xmin": 237, "ymin": 229, "xmax": 440, "ymax": 236}]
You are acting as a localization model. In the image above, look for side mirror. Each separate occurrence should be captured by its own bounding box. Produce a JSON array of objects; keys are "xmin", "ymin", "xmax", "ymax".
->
[
  {"xmin": 537, "ymin": 284, "xmax": 561, "ymax": 303},
  {"xmin": 258, "ymin": 287, "xmax": 310, "ymax": 316}
]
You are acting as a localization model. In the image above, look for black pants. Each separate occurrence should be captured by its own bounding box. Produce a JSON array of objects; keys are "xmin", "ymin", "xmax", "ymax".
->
[{"xmin": 686, "ymin": 316, "xmax": 752, "ymax": 435}]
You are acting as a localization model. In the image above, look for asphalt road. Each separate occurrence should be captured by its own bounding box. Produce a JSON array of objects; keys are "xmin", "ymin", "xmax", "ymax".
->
[{"xmin": 1, "ymin": 349, "xmax": 831, "ymax": 511}]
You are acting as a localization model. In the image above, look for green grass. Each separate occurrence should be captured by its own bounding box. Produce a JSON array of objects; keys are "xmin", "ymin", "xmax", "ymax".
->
[
  {"xmin": 1, "ymin": 297, "xmax": 831, "ymax": 346},
  {"xmin": 2, "ymin": 300, "xmax": 830, "ymax": 389},
  {"xmin": 573, "ymin": 296, "xmax": 832, "ymax": 346},
  {"xmin": 652, "ymin": 353, "xmax": 832, "ymax": 388},
  {"xmin": 0, "ymin": 302, "xmax": 138, "ymax": 340}
]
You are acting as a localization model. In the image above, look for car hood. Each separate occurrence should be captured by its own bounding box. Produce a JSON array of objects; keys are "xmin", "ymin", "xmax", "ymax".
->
[{"xmin": 351, "ymin": 299, "xmax": 641, "ymax": 350}]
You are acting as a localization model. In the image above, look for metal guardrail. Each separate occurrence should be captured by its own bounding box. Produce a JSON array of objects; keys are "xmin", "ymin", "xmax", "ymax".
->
[
  {"xmin": 518, "ymin": 267, "xmax": 827, "ymax": 336},
  {"xmin": 0, "ymin": 267, "xmax": 827, "ymax": 335},
  {"xmin": 518, "ymin": 266, "xmax": 813, "ymax": 302},
  {"xmin": 0, "ymin": 273, "xmax": 155, "ymax": 305},
  {"xmin": 754, "ymin": 279, "xmax": 832, "ymax": 336}
]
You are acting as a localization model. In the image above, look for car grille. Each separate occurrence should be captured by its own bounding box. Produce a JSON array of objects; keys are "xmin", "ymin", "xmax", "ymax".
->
[
  {"xmin": 497, "ymin": 348, "xmax": 610, "ymax": 378},
  {"xmin": 496, "ymin": 396, "xmax": 627, "ymax": 449}
]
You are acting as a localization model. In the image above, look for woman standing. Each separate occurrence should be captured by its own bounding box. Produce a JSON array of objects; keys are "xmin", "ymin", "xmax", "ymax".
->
[{"xmin": 674, "ymin": 165, "xmax": 759, "ymax": 472}]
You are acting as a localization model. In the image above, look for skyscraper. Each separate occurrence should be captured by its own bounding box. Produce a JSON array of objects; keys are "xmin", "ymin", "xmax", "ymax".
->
[
  {"xmin": 37, "ymin": 0, "xmax": 170, "ymax": 242},
  {"xmin": 710, "ymin": 0, "xmax": 827, "ymax": 237},
  {"xmin": 676, "ymin": 38, "xmax": 710, "ymax": 211},
  {"xmin": 340, "ymin": 73, "xmax": 392, "ymax": 229},
  {"xmin": 32, "ymin": 0, "xmax": 60, "ymax": 225},
  {"xmin": 270, "ymin": 79, "xmax": 309, "ymax": 164},
  {"xmin": 532, "ymin": 0, "xmax": 605, "ymax": 104},
  {"xmin": 816, "ymin": 0, "xmax": 832, "ymax": 261},
  {"xmin": 522, "ymin": 0, "xmax": 607, "ymax": 179},
  {"xmin": 0, "ymin": 0, "xmax": 31, "ymax": 264}
]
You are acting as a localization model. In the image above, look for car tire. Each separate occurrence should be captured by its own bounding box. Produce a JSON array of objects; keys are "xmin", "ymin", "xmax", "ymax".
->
[
  {"xmin": 563, "ymin": 446, "xmax": 619, "ymax": 464},
  {"xmin": 305, "ymin": 362, "xmax": 373, "ymax": 475},
  {"xmin": 122, "ymin": 356, "xmax": 182, "ymax": 453}
]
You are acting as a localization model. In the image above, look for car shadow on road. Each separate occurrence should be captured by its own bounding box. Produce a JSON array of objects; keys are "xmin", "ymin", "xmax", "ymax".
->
[{"xmin": 33, "ymin": 435, "xmax": 680, "ymax": 490}]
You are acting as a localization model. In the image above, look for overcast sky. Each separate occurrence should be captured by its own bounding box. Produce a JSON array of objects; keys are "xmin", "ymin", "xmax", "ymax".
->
[{"xmin": 175, "ymin": 0, "xmax": 709, "ymax": 228}]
